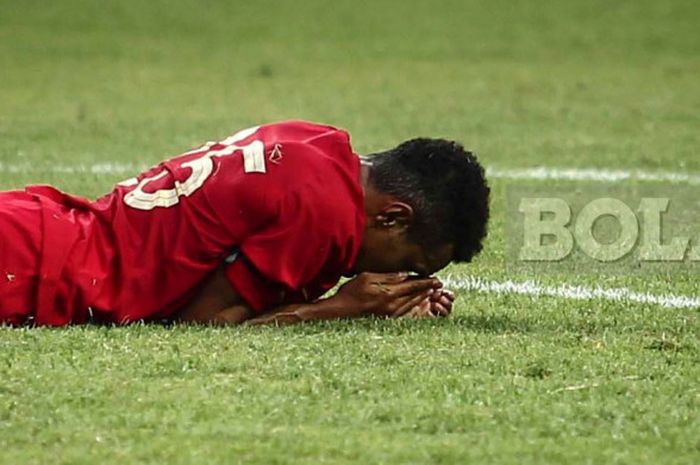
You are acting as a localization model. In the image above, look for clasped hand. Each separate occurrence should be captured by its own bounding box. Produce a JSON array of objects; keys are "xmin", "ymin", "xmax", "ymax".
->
[{"xmin": 333, "ymin": 272, "xmax": 455, "ymax": 318}]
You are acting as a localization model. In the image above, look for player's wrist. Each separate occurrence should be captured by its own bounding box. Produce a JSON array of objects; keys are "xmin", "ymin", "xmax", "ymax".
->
[{"xmin": 295, "ymin": 294, "xmax": 360, "ymax": 320}]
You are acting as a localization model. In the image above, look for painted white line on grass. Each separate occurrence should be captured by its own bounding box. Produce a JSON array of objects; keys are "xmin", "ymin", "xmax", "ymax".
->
[
  {"xmin": 442, "ymin": 275, "xmax": 700, "ymax": 310},
  {"xmin": 1, "ymin": 162, "xmax": 699, "ymax": 185},
  {"xmin": 486, "ymin": 167, "xmax": 700, "ymax": 185}
]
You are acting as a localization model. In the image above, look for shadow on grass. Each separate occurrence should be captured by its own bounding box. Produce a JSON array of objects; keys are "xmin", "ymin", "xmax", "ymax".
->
[
  {"xmin": 4, "ymin": 315, "xmax": 532, "ymax": 335},
  {"xmin": 13, "ymin": 309, "xmax": 688, "ymax": 341},
  {"xmin": 216, "ymin": 312, "xmax": 537, "ymax": 336}
]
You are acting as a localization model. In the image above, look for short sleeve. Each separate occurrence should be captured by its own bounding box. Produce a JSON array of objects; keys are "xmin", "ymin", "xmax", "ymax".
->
[
  {"xmin": 224, "ymin": 256, "xmax": 286, "ymax": 313},
  {"xmin": 219, "ymin": 128, "xmax": 365, "ymax": 314},
  {"xmin": 224, "ymin": 190, "xmax": 338, "ymax": 313}
]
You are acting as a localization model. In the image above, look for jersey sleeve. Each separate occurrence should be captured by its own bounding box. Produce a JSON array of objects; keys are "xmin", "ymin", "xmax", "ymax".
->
[
  {"xmin": 224, "ymin": 188, "xmax": 339, "ymax": 313},
  {"xmin": 217, "ymin": 124, "xmax": 364, "ymax": 314},
  {"xmin": 224, "ymin": 256, "xmax": 287, "ymax": 312}
]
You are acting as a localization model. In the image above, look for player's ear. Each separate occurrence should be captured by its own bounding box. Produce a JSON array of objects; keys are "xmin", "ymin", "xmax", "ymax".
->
[{"xmin": 376, "ymin": 201, "xmax": 413, "ymax": 232}]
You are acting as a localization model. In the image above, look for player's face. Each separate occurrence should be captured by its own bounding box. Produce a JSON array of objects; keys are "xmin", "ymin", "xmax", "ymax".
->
[
  {"xmin": 351, "ymin": 229, "xmax": 453, "ymax": 277},
  {"xmin": 353, "ymin": 188, "xmax": 453, "ymax": 276}
]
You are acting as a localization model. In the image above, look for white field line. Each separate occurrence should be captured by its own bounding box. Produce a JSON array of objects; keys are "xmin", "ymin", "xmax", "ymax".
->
[
  {"xmin": 1, "ymin": 162, "xmax": 700, "ymax": 185},
  {"xmin": 442, "ymin": 275, "xmax": 700, "ymax": 310},
  {"xmin": 486, "ymin": 167, "xmax": 700, "ymax": 185}
]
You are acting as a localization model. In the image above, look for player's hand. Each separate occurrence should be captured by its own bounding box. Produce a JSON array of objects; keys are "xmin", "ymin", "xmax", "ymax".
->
[
  {"xmin": 429, "ymin": 288, "xmax": 455, "ymax": 317},
  {"xmin": 403, "ymin": 288, "xmax": 455, "ymax": 318},
  {"xmin": 333, "ymin": 272, "xmax": 442, "ymax": 318}
]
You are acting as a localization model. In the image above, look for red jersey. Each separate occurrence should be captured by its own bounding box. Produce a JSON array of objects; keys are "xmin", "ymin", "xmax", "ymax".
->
[{"xmin": 0, "ymin": 121, "xmax": 365, "ymax": 325}]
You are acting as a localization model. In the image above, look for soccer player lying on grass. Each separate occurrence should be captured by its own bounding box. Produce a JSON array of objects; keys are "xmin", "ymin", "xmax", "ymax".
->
[{"xmin": 0, "ymin": 120, "xmax": 489, "ymax": 326}]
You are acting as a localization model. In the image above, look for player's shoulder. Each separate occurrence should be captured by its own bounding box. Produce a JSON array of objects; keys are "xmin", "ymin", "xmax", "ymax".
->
[
  {"xmin": 218, "ymin": 122, "xmax": 364, "ymax": 250},
  {"xmin": 253, "ymin": 120, "xmax": 357, "ymax": 177},
  {"xmin": 259, "ymin": 120, "xmax": 352, "ymax": 148},
  {"xmin": 257, "ymin": 122, "xmax": 362, "ymax": 223}
]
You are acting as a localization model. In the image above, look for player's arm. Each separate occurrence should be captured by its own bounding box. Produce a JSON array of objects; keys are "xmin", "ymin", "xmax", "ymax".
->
[
  {"xmin": 245, "ymin": 272, "xmax": 442, "ymax": 325},
  {"xmin": 176, "ymin": 268, "xmax": 442, "ymax": 325},
  {"xmin": 175, "ymin": 266, "xmax": 254, "ymax": 325}
]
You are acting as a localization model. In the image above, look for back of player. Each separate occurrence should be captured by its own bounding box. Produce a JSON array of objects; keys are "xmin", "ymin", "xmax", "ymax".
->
[{"xmin": 1, "ymin": 121, "xmax": 365, "ymax": 326}]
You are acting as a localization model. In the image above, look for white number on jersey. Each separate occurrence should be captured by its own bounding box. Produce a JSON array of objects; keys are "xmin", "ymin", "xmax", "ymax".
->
[{"xmin": 122, "ymin": 126, "xmax": 264, "ymax": 210}]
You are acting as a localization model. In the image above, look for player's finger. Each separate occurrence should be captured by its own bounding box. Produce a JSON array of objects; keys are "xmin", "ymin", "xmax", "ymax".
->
[
  {"xmin": 430, "ymin": 290, "xmax": 454, "ymax": 304},
  {"xmin": 400, "ymin": 297, "xmax": 432, "ymax": 319},
  {"xmin": 391, "ymin": 293, "xmax": 430, "ymax": 318},
  {"xmin": 388, "ymin": 291, "xmax": 428, "ymax": 314},
  {"xmin": 390, "ymin": 278, "xmax": 442, "ymax": 297},
  {"xmin": 443, "ymin": 289, "xmax": 456, "ymax": 301},
  {"xmin": 431, "ymin": 303, "xmax": 450, "ymax": 317}
]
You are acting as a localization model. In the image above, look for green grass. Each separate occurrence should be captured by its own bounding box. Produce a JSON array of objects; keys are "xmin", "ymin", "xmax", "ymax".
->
[{"xmin": 1, "ymin": 0, "xmax": 699, "ymax": 463}]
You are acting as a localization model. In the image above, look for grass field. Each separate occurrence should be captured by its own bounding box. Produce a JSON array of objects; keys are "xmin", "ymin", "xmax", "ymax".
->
[{"xmin": 1, "ymin": 0, "xmax": 699, "ymax": 464}]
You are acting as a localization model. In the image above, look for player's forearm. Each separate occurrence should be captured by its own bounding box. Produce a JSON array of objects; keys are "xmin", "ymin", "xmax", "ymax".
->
[
  {"xmin": 245, "ymin": 296, "xmax": 355, "ymax": 325},
  {"xmin": 177, "ymin": 269, "xmax": 355, "ymax": 325},
  {"xmin": 245, "ymin": 273, "xmax": 442, "ymax": 325}
]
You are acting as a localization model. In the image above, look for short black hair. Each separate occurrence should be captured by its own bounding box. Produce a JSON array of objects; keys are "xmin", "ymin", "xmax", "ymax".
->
[{"xmin": 368, "ymin": 138, "xmax": 490, "ymax": 263}]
